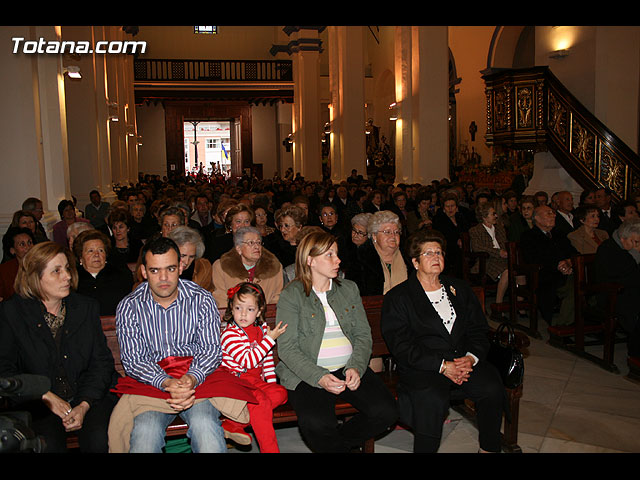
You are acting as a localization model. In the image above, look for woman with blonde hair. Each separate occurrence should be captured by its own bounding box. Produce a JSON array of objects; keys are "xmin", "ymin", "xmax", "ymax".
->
[
  {"xmin": 0, "ymin": 241, "xmax": 118, "ymax": 452},
  {"xmin": 274, "ymin": 230, "xmax": 397, "ymax": 452}
]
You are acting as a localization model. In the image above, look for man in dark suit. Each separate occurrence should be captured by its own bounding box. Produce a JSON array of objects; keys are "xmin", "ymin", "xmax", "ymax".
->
[
  {"xmin": 595, "ymin": 187, "xmax": 615, "ymax": 234},
  {"xmin": 594, "ymin": 219, "xmax": 640, "ymax": 358},
  {"xmin": 552, "ymin": 191, "xmax": 576, "ymax": 240},
  {"xmin": 519, "ymin": 205, "xmax": 578, "ymax": 326}
]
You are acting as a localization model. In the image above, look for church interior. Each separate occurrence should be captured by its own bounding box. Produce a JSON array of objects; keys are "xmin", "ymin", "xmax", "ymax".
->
[{"xmin": 1, "ymin": 25, "xmax": 640, "ymax": 454}]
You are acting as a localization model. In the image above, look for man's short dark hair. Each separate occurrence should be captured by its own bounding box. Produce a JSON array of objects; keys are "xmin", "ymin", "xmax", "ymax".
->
[{"xmin": 141, "ymin": 236, "xmax": 181, "ymax": 266}]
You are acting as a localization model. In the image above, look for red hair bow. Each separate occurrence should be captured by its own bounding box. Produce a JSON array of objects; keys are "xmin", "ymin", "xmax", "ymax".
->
[{"xmin": 227, "ymin": 284, "xmax": 242, "ymax": 299}]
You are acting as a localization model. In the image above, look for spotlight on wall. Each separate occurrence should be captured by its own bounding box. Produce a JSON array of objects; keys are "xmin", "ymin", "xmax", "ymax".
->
[
  {"xmin": 282, "ymin": 134, "xmax": 293, "ymax": 153},
  {"xmin": 63, "ymin": 66, "xmax": 82, "ymax": 79},
  {"xmin": 549, "ymin": 48, "xmax": 570, "ymax": 59},
  {"xmin": 388, "ymin": 102, "xmax": 399, "ymax": 121},
  {"xmin": 107, "ymin": 102, "xmax": 119, "ymax": 122}
]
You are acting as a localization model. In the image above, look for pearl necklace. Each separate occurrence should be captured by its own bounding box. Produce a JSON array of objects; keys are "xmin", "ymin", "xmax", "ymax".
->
[{"xmin": 427, "ymin": 285, "xmax": 455, "ymax": 327}]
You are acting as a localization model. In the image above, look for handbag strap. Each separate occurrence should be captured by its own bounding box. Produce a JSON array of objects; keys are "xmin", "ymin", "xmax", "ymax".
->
[{"xmin": 494, "ymin": 322, "xmax": 516, "ymax": 348}]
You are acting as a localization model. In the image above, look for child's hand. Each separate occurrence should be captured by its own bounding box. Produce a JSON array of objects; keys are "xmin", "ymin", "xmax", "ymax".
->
[{"xmin": 267, "ymin": 321, "xmax": 287, "ymax": 340}]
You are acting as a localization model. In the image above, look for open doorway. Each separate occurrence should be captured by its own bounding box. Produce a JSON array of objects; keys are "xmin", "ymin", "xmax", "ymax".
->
[{"xmin": 183, "ymin": 120, "xmax": 232, "ymax": 177}]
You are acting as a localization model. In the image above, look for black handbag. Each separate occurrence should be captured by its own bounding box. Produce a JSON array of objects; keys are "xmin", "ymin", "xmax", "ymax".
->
[{"xmin": 487, "ymin": 322, "xmax": 524, "ymax": 389}]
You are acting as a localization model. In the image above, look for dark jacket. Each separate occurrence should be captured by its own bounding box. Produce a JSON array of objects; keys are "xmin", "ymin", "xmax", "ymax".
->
[
  {"xmin": 431, "ymin": 209, "xmax": 471, "ymax": 277},
  {"xmin": 381, "ymin": 272, "xmax": 490, "ymax": 389},
  {"xmin": 76, "ymin": 262, "xmax": 134, "ymax": 316},
  {"xmin": 594, "ymin": 237, "xmax": 640, "ymax": 333},
  {"xmin": 0, "ymin": 292, "xmax": 118, "ymax": 406},
  {"xmin": 519, "ymin": 225, "xmax": 577, "ymax": 286},
  {"xmin": 345, "ymin": 238, "xmax": 412, "ymax": 296}
]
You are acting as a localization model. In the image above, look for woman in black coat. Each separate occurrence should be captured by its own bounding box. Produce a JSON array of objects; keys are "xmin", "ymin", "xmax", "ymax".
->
[
  {"xmin": 431, "ymin": 193, "xmax": 470, "ymax": 278},
  {"xmin": 0, "ymin": 242, "xmax": 118, "ymax": 452},
  {"xmin": 73, "ymin": 229, "xmax": 134, "ymax": 316},
  {"xmin": 380, "ymin": 229, "xmax": 504, "ymax": 453}
]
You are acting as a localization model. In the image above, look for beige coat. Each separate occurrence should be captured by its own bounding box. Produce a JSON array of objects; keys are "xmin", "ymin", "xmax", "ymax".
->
[
  {"xmin": 567, "ymin": 225, "xmax": 609, "ymax": 255},
  {"xmin": 211, "ymin": 246, "xmax": 283, "ymax": 307},
  {"xmin": 107, "ymin": 394, "xmax": 249, "ymax": 453}
]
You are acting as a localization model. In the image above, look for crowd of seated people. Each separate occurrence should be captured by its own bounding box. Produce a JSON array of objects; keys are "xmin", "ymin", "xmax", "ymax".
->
[{"xmin": 1, "ymin": 169, "xmax": 639, "ymax": 453}]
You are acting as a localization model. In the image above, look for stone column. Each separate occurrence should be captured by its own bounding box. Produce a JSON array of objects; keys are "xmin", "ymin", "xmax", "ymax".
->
[
  {"xmin": 288, "ymin": 27, "xmax": 323, "ymax": 181},
  {"xmin": 0, "ymin": 26, "xmax": 71, "ymax": 234},
  {"xmin": 393, "ymin": 26, "xmax": 449, "ymax": 184},
  {"xmin": 328, "ymin": 26, "xmax": 366, "ymax": 182}
]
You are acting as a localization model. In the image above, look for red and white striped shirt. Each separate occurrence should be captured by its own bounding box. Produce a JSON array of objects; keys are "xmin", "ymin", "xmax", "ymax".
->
[{"xmin": 220, "ymin": 323, "xmax": 277, "ymax": 383}]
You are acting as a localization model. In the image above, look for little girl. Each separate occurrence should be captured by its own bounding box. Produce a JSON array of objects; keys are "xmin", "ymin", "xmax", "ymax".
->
[{"xmin": 220, "ymin": 282, "xmax": 288, "ymax": 453}]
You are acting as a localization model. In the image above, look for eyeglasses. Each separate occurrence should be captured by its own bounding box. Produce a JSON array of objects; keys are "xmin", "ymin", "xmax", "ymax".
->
[
  {"xmin": 420, "ymin": 250, "xmax": 444, "ymax": 258},
  {"xmin": 242, "ymin": 240, "xmax": 263, "ymax": 247},
  {"xmin": 352, "ymin": 228, "xmax": 367, "ymax": 238},
  {"xmin": 379, "ymin": 229, "xmax": 401, "ymax": 236},
  {"xmin": 321, "ymin": 211, "xmax": 336, "ymax": 217}
]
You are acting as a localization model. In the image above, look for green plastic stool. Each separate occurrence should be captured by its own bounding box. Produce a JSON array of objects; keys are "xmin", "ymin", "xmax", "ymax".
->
[{"xmin": 164, "ymin": 436, "xmax": 192, "ymax": 453}]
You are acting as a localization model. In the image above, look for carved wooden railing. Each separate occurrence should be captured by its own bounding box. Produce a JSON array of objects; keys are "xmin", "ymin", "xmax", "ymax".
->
[
  {"xmin": 133, "ymin": 58, "xmax": 293, "ymax": 83},
  {"xmin": 483, "ymin": 66, "xmax": 640, "ymax": 201}
]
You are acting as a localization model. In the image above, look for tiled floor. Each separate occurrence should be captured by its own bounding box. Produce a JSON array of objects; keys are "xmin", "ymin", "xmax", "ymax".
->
[{"xmin": 228, "ymin": 318, "xmax": 640, "ymax": 454}]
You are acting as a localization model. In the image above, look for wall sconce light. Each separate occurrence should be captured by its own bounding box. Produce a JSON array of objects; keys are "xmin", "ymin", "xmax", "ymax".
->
[
  {"xmin": 282, "ymin": 134, "xmax": 293, "ymax": 152},
  {"xmin": 324, "ymin": 122, "xmax": 331, "ymax": 135},
  {"xmin": 365, "ymin": 118, "xmax": 374, "ymax": 135},
  {"xmin": 388, "ymin": 102, "xmax": 399, "ymax": 121},
  {"xmin": 549, "ymin": 48, "xmax": 570, "ymax": 59},
  {"xmin": 136, "ymin": 135, "xmax": 143, "ymax": 146},
  {"xmin": 107, "ymin": 102, "xmax": 119, "ymax": 122},
  {"xmin": 63, "ymin": 65, "xmax": 82, "ymax": 79}
]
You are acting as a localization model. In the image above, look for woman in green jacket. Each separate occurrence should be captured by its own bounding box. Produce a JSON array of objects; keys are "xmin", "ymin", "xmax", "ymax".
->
[{"xmin": 275, "ymin": 230, "xmax": 398, "ymax": 452}]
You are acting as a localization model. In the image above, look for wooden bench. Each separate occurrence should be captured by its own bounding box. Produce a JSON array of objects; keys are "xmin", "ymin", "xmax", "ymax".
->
[{"xmin": 71, "ymin": 291, "xmax": 526, "ymax": 453}]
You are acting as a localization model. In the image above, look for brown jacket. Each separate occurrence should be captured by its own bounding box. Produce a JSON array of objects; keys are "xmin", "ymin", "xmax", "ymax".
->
[
  {"xmin": 468, "ymin": 222, "xmax": 508, "ymax": 281},
  {"xmin": 567, "ymin": 225, "xmax": 609, "ymax": 255},
  {"xmin": 211, "ymin": 246, "xmax": 283, "ymax": 307}
]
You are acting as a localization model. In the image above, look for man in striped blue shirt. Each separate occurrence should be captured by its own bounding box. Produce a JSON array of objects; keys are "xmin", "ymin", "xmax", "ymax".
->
[{"xmin": 116, "ymin": 237, "xmax": 227, "ymax": 452}]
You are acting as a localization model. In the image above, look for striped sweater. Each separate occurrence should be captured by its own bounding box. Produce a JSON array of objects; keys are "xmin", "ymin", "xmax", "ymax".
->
[{"xmin": 220, "ymin": 323, "xmax": 277, "ymax": 383}]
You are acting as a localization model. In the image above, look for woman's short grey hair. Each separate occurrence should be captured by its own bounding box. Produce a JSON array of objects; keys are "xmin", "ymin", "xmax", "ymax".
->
[
  {"xmin": 367, "ymin": 210, "xmax": 400, "ymax": 237},
  {"xmin": 67, "ymin": 221, "xmax": 94, "ymax": 237},
  {"xmin": 233, "ymin": 226, "xmax": 262, "ymax": 247},
  {"xmin": 351, "ymin": 213, "xmax": 372, "ymax": 230},
  {"xmin": 618, "ymin": 217, "xmax": 640, "ymax": 239},
  {"xmin": 167, "ymin": 226, "xmax": 205, "ymax": 258},
  {"xmin": 476, "ymin": 202, "xmax": 495, "ymax": 223}
]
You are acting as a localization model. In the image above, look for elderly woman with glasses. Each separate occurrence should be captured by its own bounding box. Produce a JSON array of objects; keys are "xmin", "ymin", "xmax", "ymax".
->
[
  {"xmin": 211, "ymin": 226, "xmax": 283, "ymax": 307},
  {"xmin": 339, "ymin": 213, "xmax": 372, "ymax": 279},
  {"xmin": 381, "ymin": 229, "xmax": 505, "ymax": 453},
  {"xmin": 346, "ymin": 210, "xmax": 412, "ymax": 297}
]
